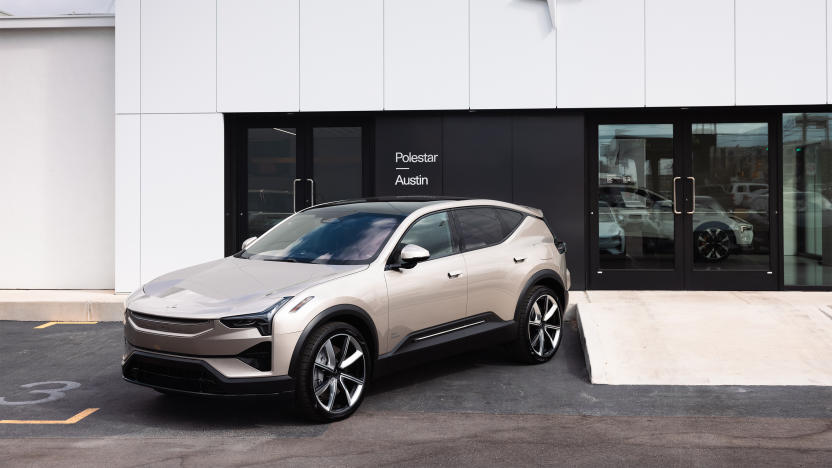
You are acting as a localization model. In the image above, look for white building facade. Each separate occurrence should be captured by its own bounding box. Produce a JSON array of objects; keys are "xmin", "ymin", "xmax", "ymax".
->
[{"xmin": 4, "ymin": 0, "xmax": 832, "ymax": 293}]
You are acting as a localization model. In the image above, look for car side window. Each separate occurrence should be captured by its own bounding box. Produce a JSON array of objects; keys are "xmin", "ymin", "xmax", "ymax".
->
[
  {"xmin": 398, "ymin": 211, "xmax": 455, "ymax": 260},
  {"xmin": 455, "ymin": 208, "xmax": 505, "ymax": 251},
  {"xmin": 496, "ymin": 209, "xmax": 525, "ymax": 237}
]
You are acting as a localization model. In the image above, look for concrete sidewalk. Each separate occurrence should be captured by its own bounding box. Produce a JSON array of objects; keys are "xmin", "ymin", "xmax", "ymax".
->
[
  {"xmin": 576, "ymin": 291, "xmax": 832, "ymax": 386},
  {"xmin": 0, "ymin": 290, "xmax": 125, "ymax": 322}
]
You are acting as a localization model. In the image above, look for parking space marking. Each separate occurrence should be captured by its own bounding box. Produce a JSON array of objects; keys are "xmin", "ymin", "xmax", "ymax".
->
[
  {"xmin": 34, "ymin": 321, "xmax": 98, "ymax": 329},
  {"xmin": 0, "ymin": 408, "xmax": 98, "ymax": 425}
]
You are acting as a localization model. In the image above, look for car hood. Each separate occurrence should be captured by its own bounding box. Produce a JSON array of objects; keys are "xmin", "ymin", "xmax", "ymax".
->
[
  {"xmin": 599, "ymin": 221, "xmax": 622, "ymax": 237},
  {"xmin": 127, "ymin": 256, "xmax": 366, "ymax": 319}
]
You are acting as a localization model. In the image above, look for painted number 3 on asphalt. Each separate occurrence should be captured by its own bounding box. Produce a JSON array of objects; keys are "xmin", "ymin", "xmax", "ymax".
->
[{"xmin": 0, "ymin": 381, "xmax": 81, "ymax": 406}]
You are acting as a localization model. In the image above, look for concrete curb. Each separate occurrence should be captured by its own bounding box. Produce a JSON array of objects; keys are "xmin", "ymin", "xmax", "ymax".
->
[{"xmin": 0, "ymin": 290, "xmax": 126, "ymax": 322}]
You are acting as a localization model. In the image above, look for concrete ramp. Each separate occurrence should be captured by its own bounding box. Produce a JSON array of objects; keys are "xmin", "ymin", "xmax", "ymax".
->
[{"xmin": 576, "ymin": 292, "xmax": 832, "ymax": 386}]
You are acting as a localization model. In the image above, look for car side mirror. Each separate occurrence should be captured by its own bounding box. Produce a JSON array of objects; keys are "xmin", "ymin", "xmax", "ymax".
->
[
  {"xmin": 398, "ymin": 244, "xmax": 430, "ymax": 269},
  {"xmin": 241, "ymin": 236, "xmax": 257, "ymax": 251}
]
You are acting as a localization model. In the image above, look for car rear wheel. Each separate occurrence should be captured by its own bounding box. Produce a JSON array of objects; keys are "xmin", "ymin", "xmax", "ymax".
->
[
  {"xmin": 509, "ymin": 286, "xmax": 563, "ymax": 364},
  {"xmin": 295, "ymin": 321, "xmax": 370, "ymax": 422}
]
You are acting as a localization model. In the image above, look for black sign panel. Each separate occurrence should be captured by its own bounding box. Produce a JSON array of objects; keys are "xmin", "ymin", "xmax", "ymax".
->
[{"xmin": 374, "ymin": 115, "xmax": 443, "ymax": 196}]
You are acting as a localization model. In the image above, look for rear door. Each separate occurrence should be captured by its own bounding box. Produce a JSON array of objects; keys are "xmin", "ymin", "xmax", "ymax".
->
[{"xmin": 453, "ymin": 207, "xmax": 529, "ymax": 321}]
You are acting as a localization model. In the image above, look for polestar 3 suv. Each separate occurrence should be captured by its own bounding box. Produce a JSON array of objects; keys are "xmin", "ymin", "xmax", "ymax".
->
[{"xmin": 122, "ymin": 197, "xmax": 570, "ymax": 421}]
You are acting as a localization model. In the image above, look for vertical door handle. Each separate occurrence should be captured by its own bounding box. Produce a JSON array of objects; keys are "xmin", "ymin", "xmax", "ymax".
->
[
  {"xmin": 292, "ymin": 178, "xmax": 302, "ymax": 212},
  {"xmin": 672, "ymin": 177, "xmax": 682, "ymax": 214},
  {"xmin": 686, "ymin": 177, "xmax": 696, "ymax": 214},
  {"xmin": 307, "ymin": 179, "xmax": 315, "ymax": 206},
  {"xmin": 447, "ymin": 271, "xmax": 462, "ymax": 279}
]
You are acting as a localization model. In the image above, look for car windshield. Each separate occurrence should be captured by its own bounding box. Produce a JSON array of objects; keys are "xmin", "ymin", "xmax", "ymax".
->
[{"xmin": 240, "ymin": 206, "xmax": 406, "ymax": 264}]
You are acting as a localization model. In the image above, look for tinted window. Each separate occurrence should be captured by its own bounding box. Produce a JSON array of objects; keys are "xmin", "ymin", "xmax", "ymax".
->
[
  {"xmin": 455, "ymin": 208, "xmax": 505, "ymax": 250},
  {"xmin": 497, "ymin": 209, "xmax": 525, "ymax": 236},
  {"xmin": 399, "ymin": 212, "xmax": 455, "ymax": 260},
  {"xmin": 242, "ymin": 206, "xmax": 405, "ymax": 264}
]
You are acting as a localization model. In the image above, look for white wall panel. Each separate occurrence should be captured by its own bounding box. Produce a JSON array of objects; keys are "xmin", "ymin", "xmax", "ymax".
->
[
  {"xmin": 300, "ymin": 0, "xmax": 382, "ymax": 111},
  {"xmin": 115, "ymin": 115, "xmax": 140, "ymax": 293},
  {"xmin": 0, "ymin": 28, "xmax": 114, "ymax": 288},
  {"xmin": 470, "ymin": 0, "xmax": 556, "ymax": 110},
  {"xmin": 115, "ymin": 0, "xmax": 140, "ymax": 113},
  {"xmin": 141, "ymin": 0, "xmax": 216, "ymax": 113},
  {"xmin": 828, "ymin": 0, "xmax": 832, "ymax": 103},
  {"xmin": 218, "ymin": 0, "xmax": 299, "ymax": 112},
  {"xmin": 645, "ymin": 0, "xmax": 734, "ymax": 107},
  {"xmin": 384, "ymin": 0, "xmax": 468, "ymax": 110},
  {"xmin": 736, "ymin": 0, "xmax": 826, "ymax": 105},
  {"xmin": 140, "ymin": 114, "xmax": 224, "ymax": 284},
  {"xmin": 557, "ymin": 0, "xmax": 644, "ymax": 108}
]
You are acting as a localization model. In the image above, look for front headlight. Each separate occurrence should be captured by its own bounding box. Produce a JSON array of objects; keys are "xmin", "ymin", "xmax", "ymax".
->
[
  {"xmin": 220, "ymin": 296, "xmax": 293, "ymax": 336},
  {"xmin": 740, "ymin": 225, "xmax": 752, "ymax": 232}
]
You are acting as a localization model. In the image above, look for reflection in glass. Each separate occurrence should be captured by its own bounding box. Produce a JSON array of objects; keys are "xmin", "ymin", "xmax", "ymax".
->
[
  {"xmin": 783, "ymin": 113, "xmax": 832, "ymax": 286},
  {"xmin": 598, "ymin": 124, "xmax": 674, "ymax": 269},
  {"xmin": 247, "ymin": 127, "xmax": 297, "ymax": 237},
  {"xmin": 313, "ymin": 127, "xmax": 362, "ymax": 205},
  {"xmin": 691, "ymin": 123, "xmax": 768, "ymax": 271}
]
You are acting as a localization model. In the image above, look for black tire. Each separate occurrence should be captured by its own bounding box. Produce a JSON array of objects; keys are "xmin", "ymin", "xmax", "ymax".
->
[
  {"xmin": 295, "ymin": 321, "xmax": 371, "ymax": 422},
  {"xmin": 509, "ymin": 285, "xmax": 564, "ymax": 364},
  {"xmin": 694, "ymin": 222, "xmax": 734, "ymax": 262}
]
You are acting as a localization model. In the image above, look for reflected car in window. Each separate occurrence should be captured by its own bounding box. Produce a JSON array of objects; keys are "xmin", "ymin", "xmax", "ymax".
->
[
  {"xmin": 601, "ymin": 185, "xmax": 753, "ymax": 262},
  {"xmin": 598, "ymin": 201, "xmax": 626, "ymax": 256}
]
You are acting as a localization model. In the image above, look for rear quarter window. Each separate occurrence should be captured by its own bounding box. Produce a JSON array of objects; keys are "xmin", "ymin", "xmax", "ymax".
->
[
  {"xmin": 455, "ymin": 207, "xmax": 515, "ymax": 251},
  {"xmin": 496, "ymin": 209, "xmax": 525, "ymax": 237}
]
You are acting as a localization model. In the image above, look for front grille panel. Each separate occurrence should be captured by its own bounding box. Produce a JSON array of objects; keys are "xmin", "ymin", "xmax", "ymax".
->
[{"xmin": 128, "ymin": 310, "xmax": 214, "ymax": 336}]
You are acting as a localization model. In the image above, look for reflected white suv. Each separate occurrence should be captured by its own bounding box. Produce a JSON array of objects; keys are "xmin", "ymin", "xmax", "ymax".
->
[{"xmin": 122, "ymin": 197, "xmax": 570, "ymax": 421}]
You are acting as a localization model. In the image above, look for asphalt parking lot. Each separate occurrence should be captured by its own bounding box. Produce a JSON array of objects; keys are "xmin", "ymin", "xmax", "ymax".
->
[{"xmin": 2, "ymin": 319, "xmax": 832, "ymax": 466}]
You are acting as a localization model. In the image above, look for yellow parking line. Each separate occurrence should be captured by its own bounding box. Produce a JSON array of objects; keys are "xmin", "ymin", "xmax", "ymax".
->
[
  {"xmin": 0, "ymin": 408, "xmax": 99, "ymax": 425},
  {"xmin": 34, "ymin": 321, "xmax": 98, "ymax": 329}
]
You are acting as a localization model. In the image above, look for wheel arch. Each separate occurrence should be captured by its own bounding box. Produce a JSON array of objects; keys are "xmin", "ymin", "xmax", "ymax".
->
[
  {"xmin": 287, "ymin": 304, "xmax": 379, "ymax": 377},
  {"xmin": 514, "ymin": 269, "xmax": 568, "ymax": 322}
]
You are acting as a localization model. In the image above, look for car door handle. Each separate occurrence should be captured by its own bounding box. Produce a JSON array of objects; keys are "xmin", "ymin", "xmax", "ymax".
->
[
  {"xmin": 447, "ymin": 271, "xmax": 462, "ymax": 279},
  {"xmin": 513, "ymin": 257, "xmax": 526, "ymax": 263}
]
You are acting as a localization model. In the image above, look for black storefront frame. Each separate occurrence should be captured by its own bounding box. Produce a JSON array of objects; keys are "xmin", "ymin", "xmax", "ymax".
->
[
  {"xmin": 224, "ymin": 105, "xmax": 832, "ymax": 291},
  {"xmin": 586, "ymin": 105, "xmax": 832, "ymax": 291},
  {"xmin": 224, "ymin": 113, "xmax": 375, "ymax": 255}
]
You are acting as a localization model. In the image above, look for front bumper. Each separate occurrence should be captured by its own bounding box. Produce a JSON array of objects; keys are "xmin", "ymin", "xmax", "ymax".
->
[{"xmin": 122, "ymin": 349, "xmax": 294, "ymax": 396}]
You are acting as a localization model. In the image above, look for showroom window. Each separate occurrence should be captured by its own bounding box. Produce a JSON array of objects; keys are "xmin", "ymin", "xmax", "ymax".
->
[{"xmin": 783, "ymin": 113, "xmax": 832, "ymax": 287}]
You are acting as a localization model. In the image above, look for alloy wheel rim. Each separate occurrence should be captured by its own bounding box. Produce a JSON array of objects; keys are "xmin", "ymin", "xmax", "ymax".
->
[
  {"xmin": 312, "ymin": 333, "xmax": 366, "ymax": 414},
  {"xmin": 696, "ymin": 228, "xmax": 730, "ymax": 261},
  {"xmin": 527, "ymin": 294, "xmax": 561, "ymax": 358}
]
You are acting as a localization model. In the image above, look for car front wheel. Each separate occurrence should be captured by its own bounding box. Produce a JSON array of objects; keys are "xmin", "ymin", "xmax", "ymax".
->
[{"xmin": 295, "ymin": 321, "xmax": 370, "ymax": 422}]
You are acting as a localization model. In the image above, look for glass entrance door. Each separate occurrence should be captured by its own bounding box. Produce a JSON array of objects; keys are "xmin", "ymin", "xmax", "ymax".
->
[
  {"xmin": 590, "ymin": 116, "xmax": 778, "ymax": 289},
  {"xmin": 684, "ymin": 121, "xmax": 777, "ymax": 289},
  {"xmin": 228, "ymin": 116, "xmax": 368, "ymax": 253},
  {"xmin": 245, "ymin": 127, "xmax": 298, "ymax": 237},
  {"xmin": 591, "ymin": 123, "xmax": 684, "ymax": 289}
]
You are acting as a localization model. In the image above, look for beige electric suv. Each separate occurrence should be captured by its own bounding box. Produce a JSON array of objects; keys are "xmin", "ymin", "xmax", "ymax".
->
[{"xmin": 123, "ymin": 197, "xmax": 570, "ymax": 421}]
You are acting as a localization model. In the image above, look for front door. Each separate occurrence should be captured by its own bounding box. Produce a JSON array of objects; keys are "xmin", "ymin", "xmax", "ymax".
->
[
  {"xmin": 383, "ymin": 211, "xmax": 467, "ymax": 350},
  {"xmin": 226, "ymin": 115, "xmax": 370, "ymax": 253},
  {"xmin": 590, "ymin": 114, "xmax": 778, "ymax": 289}
]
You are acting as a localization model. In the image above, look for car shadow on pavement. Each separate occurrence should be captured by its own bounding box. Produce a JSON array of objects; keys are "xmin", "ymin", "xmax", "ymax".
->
[
  {"xmin": 129, "ymin": 391, "xmax": 317, "ymax": 429},
  {"xmin": 369, "ymin": 320, "xmax": 589, "ymax": 397}
]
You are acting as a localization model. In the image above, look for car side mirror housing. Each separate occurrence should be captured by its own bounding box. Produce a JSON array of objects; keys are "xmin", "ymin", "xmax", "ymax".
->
[
  {"xmin": 397, "ymin": 244, "xmax": 430, "ymax": 269},
  {"xmin": 241, "ymin": 236, "xmax": 258, "ymax": 251}
]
